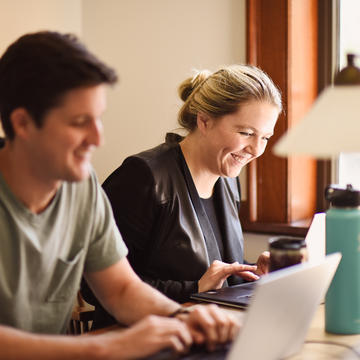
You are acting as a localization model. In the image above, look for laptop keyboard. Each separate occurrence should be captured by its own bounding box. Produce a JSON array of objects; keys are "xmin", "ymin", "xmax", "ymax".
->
[
  {"xmin": 235, "ymin": 294, "xmax": 252, "ymax": 300},
  {"xmin": 144, "ymin": 343, "xmax": 231, "ymax": 360}
]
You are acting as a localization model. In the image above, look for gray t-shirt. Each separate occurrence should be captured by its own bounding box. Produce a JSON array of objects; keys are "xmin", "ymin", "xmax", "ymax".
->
[{"xmin": 0, "ymin": 171, "xmax": 128, "ymax": 334}]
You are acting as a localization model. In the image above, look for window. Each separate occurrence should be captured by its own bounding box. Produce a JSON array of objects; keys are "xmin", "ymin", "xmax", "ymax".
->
[
  {"xmin": 241, "ymin": 0, "xmax": 319, "ymax": 237},
  {"xmin": 242, "ymin": 0, "xmax": 360, "ymax": 236},
  {"xmin": 337, "ymin": 0, "xmax": 360, "ymax": 188}
]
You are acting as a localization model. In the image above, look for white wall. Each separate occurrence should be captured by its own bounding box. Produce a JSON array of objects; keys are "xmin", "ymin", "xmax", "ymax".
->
[
  {"xmin": 82, "ymin": 0, "xmax": 246, "ymax": 182},
  {"xmin": 244, "ymin": 232, "xmax": 272, "ymax": 263},
  {"xmin": 0, "ymin": 0, "xmax": 81, "ymax": 60},
  {"xmin": 0, "ymin": 0, "xmax": 82, "ymax": 136}
]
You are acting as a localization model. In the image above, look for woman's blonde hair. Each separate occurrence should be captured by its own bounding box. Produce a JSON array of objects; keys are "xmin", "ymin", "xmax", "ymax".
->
[{"xmin": 177, "ymin": 64, "xmax": 282, "ymax": 132}]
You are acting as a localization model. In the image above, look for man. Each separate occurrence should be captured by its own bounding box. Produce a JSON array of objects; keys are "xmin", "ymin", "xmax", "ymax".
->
[{"xmin": 0, "ymin": 32, "xmax": 239, "ymax": 359}]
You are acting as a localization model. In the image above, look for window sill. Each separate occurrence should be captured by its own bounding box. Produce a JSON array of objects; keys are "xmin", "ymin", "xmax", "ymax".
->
[{"xmin": 242, "ymin": 218, "xmax": 312, "ymax": 237}]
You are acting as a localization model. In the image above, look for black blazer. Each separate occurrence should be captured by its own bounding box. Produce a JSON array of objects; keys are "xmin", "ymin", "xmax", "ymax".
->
[{"xmin": 102, "ymin": 138, "xmax": 245, "ymax": 302}]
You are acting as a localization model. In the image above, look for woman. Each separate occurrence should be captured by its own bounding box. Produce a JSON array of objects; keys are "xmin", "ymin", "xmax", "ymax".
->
[{"xmin": 82, "ymin": 64, "xmax": 281, "ymax": 328}]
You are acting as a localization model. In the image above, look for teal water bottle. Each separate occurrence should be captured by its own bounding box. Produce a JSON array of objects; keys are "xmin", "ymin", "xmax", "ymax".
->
[{"xmin": 325, "ymin": 184, "xmax": 360, "ymax": 334}]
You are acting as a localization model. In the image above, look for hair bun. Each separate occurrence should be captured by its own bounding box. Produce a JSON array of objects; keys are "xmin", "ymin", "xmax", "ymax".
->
[{"xmin": 178, "ymin": 69, "xmax": 211, "ymax": 102}]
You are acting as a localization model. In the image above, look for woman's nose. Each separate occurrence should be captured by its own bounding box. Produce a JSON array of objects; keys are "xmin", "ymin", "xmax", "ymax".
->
[{"xmin": 248, "ymin": 137, "xmax": 266, "ymax": 157}]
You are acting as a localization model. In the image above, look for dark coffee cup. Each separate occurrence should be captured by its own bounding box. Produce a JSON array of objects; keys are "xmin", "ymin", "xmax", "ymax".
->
[{"xmin": 268, "ymin": 237, "xmax": 308, "ymax": 272}]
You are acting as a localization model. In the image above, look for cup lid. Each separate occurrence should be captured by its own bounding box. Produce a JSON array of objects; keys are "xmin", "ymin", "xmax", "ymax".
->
[{"xmin": 269, "ymin": 237, "xmax": 306, "ymax": 250}]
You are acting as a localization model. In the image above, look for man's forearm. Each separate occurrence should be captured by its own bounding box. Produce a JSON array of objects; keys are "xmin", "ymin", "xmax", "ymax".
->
[
  {"xmin": 0, "ymin": 325, "xmax": 105, "ymax": 360},
  {"xmin": 109, "ymin": 277, "xmax": 181, "ymax": 325},
  {"xmin": 85, "ymin": 259, "xmax": 182, "ymax": 326}
]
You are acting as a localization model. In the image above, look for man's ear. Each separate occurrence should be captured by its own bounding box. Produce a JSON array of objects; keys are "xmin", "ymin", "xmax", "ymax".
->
[
  {"xmin": 196, "ymin": 112, "xmax": 212, "ymax": 134},
  {"xmin": 10, "ymin": 108, "xmax": 34, "ymax": 139}
]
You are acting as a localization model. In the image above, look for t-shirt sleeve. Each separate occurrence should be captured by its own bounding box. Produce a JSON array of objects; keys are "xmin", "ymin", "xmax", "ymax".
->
[{"xmin": 84, "ymin": 173, "xmax": 128, "ymax": 273}]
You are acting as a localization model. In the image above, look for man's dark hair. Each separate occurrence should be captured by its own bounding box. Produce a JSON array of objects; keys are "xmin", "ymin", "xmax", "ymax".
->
[{"xmin": 0, "ymin": 31, "xmax": 118, "ymax": 140}]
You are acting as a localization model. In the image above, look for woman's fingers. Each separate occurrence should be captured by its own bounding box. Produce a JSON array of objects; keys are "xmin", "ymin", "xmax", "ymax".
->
[
  {"xmin": 255, "ymin": 251, "xmax": 270, "ymax": 275},
  {"xmin": 199, "ymin": 261, "xmax": 260, "ymax": 292},
  {"xmin": 221, "ymin": 263, "xmax": 258, "ymax": 279},
  {"xmin": 236, "ymin": 270, "xmax": 259, "ymax": 281}
]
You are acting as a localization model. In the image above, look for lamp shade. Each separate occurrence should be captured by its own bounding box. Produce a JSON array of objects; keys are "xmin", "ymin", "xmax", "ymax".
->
[{"xmin": 274, "ymin": 86, "xmax": 360, "ymax": 158}]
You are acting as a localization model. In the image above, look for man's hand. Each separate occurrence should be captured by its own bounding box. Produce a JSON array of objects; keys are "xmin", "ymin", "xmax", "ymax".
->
[
  {"xmin": 96, "ymin": 315, "xmax": 192, "ymax": 359},
  {"xmin": 174, "ymin": 304, "xmax": 241, "ymax": 351},
  {"xmin": 95, "ymin": 305, "xmax": 240, "ymax": 358},
  {"xmin": 254, "ymin": 251, "xmax": 270, "ymax": 276},
  {"xmin": 198, "ymin": 260, "xmax": 259, "ymax": 293}
]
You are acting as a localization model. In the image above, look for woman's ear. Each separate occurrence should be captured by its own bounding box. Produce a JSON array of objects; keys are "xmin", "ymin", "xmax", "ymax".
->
[
  {"xmin": 10, "ymin": 108, "xmax": 34, "ymax": 139},
  {"xmin": 196, "ymin": 112, "xmax": 212, "ymax": 134}
]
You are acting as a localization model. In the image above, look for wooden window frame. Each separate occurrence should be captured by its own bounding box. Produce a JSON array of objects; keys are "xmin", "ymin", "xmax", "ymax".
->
[{"xmin": 240, "ymin": 0, "xmax": 333, "ymax": 237}]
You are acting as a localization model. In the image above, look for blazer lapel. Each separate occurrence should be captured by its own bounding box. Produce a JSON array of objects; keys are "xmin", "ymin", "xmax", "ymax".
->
[
  {"xmin": 175, "ymin": 146, "xmax": 222, "ymax": 263},
  {"xmin": 214, "ymin": 178, "xmax": 244, "ymax": 264}
]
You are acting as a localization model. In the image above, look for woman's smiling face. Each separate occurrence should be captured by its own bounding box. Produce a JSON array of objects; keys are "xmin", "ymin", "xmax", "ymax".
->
[{"xmin": 199, "ymin": 100, "xmax": 280, "ymax": 178}]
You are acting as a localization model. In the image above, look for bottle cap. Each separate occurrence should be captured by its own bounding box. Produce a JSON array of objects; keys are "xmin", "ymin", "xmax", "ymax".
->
[{"xmin": 325, "ymin": 184, "xmax": 360, "ymax": 207}]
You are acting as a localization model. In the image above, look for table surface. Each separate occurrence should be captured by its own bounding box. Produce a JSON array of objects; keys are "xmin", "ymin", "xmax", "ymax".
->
[
  {"xmin": 289, "ymin": 304, "xmax": 360, "ymax": 359},
  {"xmin": 90, "ymin": 304, "xmax": 360, "ymax": 359}
]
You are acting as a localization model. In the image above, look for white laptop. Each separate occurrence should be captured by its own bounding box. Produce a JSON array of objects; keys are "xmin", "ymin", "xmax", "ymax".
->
[
  {"xmin": 226, "ymin": 252, "xmax": 340, "ymax": 360},
  {"xmin": 147, "ymin": 252, "xmax": 341, "ymax": 360}
]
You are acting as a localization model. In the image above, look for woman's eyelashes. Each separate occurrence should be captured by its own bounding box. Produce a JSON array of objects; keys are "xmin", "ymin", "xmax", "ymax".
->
[
  {"xmin": 239, "ymin": 131, "xmax": 254, "ymax": 137},
  {"xmin": 239, "ymin": 131, "xmax": 271, "ymax": 142}
]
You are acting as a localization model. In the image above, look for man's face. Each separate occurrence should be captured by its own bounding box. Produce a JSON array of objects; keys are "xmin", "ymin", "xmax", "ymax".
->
[{"xmin": 25, "ymin": 85, "xmax": 106, "ymax": 183}]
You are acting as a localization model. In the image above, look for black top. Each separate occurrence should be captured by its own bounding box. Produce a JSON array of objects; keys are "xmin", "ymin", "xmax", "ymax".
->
[{"xmin": 200, "ymin": 195, "xmax": 224, "ymax": 258}]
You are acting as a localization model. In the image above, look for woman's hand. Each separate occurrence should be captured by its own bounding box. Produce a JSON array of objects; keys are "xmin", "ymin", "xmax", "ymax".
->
[
  {"xmin": 254, "ymin": 251, "xmax": 270, "ymax": 276},
  {"xmin": 198, "ymin": 260, "xmax": 259, "ymax": 293}
]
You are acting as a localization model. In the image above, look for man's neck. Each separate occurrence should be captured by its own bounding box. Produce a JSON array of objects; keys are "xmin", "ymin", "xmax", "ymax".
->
[{"xmin": 0, "ymin": 142, "xmax": 61, "ymax": 214}]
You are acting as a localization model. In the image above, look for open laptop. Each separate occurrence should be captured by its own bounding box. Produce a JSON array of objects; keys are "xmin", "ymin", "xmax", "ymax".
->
[
  {"xmin": 190, "ymin": 281, "xmax": 256, "ymax": 308},
  {"xmin": 190, "ymin": 212, "xmax": 326, "ymax": 308},
  {"xmin": 146, "ymin": 252, "xmax": 341, "ymax": 360}
]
